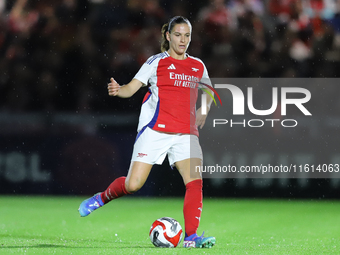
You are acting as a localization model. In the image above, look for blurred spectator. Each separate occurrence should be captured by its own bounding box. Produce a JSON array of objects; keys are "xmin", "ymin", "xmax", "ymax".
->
[
  {"xmin": 196, "ymin": 0, "xmax": 234, "ymax": 63},
  {"xmin": 0, "ymin": 0, "xmax": 6, "ymax": 14},
  {"xmin": 0, "ymin": 0, "xmax": 339, "ymax": 114},
  {"xmin": 228, "ymin": 0, "xmax": 265, "ymax": 18},
  {"xmin": 8, "ymin": 0, "xmax": 39, "ymax": 34}
]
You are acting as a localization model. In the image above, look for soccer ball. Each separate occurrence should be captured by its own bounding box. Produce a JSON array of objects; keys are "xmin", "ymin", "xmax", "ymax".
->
[{"xmin": 149, "ymin": 217, "xmax": 183, "ymax": 248}]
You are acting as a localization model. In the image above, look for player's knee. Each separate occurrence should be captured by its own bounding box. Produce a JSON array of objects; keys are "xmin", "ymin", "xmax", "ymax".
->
[{"xmin": 125, "ymin": 180, "xmax": 143, "ymax": 193}]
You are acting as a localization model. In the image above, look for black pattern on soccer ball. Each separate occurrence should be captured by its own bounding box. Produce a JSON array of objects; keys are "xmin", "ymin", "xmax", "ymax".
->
[{"xmin": 152, "ymin": 231, "xmax": 171, "ymax": 248}]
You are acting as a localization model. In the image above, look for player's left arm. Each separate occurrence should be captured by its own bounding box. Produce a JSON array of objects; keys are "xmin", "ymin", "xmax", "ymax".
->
[
  {"xmin": 196, "ymin": 61, "xmax": 213, "ymax": 129},
  {"xmin": 196, "ymin": 88, "xmax": 213, "ymax": 129}
]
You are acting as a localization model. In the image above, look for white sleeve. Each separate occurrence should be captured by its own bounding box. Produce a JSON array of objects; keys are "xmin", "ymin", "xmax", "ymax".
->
[
  {"xmin": 200, "ymin": 62, "xmax": 214, "ymax": 108},
  {"xmin": 199, "ymin": 62, "xmax": 212, "ymax": 88},
  {"xmin": 133, "ymin": 56, "xmax": 157, "ymax": 86}
]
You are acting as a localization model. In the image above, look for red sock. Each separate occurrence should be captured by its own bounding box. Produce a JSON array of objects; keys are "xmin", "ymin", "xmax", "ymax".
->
[
  {"xmin": 100, "ymin": 176, "xmax": 131, "ymax": 204},
  {"xmin": 183, "ymin": 179, "xmax": 203, "ymax": 237}
]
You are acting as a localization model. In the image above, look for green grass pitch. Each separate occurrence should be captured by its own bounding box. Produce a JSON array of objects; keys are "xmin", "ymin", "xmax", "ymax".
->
[{"xmin": 1, "ymin": 196, "xmax": 339, "ymax": 254}]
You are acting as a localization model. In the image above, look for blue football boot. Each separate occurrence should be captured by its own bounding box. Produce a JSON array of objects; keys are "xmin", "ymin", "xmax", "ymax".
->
[
  {"xmin": 78, "ymin": 193, "xmax": 104, "ymax": 217},
  {"xmin": 183, "ymin": 232, "xmax": 216, "ymax": 248}
]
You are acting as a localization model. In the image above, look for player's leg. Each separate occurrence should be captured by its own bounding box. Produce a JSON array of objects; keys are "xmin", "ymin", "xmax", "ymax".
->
[
  {"xmin": 176, "ymin": 157, "xmax": 203, "ymax": 236},
  {"xmin": 176, "ymin": 157, "xmax": 203, "ymax": 237},
  {"xmin": 176, "ymin": 157, "xmax": 202, "ymax": 185},
  {"xmin": 78, "ymin": 161, "xmax": 152, "ymax": 217},
  {"xmin": 102, "ymin": 161, "xmax": 153, "ymax": 199},
  {"xmin": 174, "ymin": 151, "xmax": 215, "ymax": 248},
  {"xmin": 170, "ymin": 134, "xmax": 203, "ymax": 240},
  {"xmin": 79, "ymin": 127, "xmax": 166, "ymax": 217},
  {"xmin": 176, "ymin": 158, "xmax": 215, "ymax": 248}
]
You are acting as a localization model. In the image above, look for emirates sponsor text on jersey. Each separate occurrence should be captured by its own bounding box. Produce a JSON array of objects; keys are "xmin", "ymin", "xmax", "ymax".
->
[{"xmin": 169, "ymin": 72, "xmax": 199, "ymax": 88}]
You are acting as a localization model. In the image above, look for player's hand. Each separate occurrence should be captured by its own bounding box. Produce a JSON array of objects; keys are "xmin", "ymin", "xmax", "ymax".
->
[
  {"xmin": 196, "ymin": 106, "xmax": 209, "ymax": 129},
  {"xmin": 108, "ymin": 78, "xmax": 120, "ymax": 96}
]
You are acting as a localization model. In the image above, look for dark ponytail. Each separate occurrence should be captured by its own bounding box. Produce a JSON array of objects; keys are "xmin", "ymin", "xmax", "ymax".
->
[
  {"xmin": 160, "ymin": 16, "xmax": 192, "ymax": 52},
  {"xmin": 161, "ymin": 23, "xmax": 170, "ymax": 52}
]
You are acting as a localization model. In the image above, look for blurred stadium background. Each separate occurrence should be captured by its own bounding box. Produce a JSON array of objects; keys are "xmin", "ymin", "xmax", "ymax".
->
[{"xmin": 1, "ymin": 0, "xmax": 340, "ymax": 198}]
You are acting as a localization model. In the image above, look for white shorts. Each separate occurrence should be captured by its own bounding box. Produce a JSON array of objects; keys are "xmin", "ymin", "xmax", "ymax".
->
[{"xmin": 131, "ymin": 127, "xmax": 203, "ymax": 166}]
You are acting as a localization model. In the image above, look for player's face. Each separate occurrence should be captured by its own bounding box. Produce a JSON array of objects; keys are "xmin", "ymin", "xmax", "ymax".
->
[{"xmin": 167, "ymin": 23, "xmax": 191, "ymax": 58}]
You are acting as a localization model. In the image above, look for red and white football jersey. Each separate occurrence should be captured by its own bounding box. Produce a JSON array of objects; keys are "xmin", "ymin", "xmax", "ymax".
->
[{"xmin": 134, "ymin": 51, "xmax": 210, "ymax": 137}]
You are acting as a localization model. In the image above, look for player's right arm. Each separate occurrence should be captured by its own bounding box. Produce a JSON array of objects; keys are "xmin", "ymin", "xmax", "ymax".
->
[
  {"xmin": 108, "ymin": 54, "xmax": 158, "ymax": 98},
  {"xmin": 108, "ymin": 78, "xmax": 143, "ymax": 98}
]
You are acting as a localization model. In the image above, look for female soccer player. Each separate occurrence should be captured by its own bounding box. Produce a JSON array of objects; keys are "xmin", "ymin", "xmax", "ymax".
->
[{"xmin": 79, "ymin": 16, "xmax": 216, "ymax": 248}]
